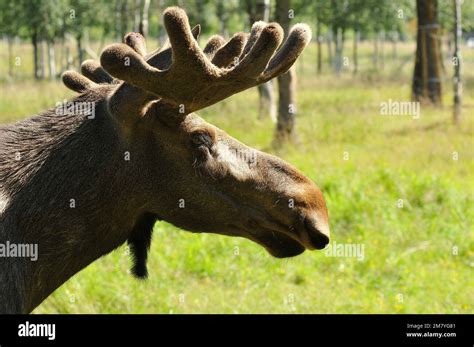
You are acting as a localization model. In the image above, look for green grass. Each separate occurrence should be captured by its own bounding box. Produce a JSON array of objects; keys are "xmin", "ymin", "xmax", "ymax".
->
[{"xmin": 0, "ymin": 40, "xmax": 473, "ymax": 313}]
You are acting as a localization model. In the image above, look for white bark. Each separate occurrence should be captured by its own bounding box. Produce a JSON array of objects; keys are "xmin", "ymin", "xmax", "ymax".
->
[
  {"xmin": 453, "ymin": 0, "xmax": 462, "ymax": 124},
  {"xmin": 47, "ymin": 40, "xmax": 56, "ymax": 80}
]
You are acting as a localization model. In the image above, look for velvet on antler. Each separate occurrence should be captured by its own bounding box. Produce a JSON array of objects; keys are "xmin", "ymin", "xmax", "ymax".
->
[
  {"xmin": 99, "ymin": 6, "xmax": 311, "ymax": 113},
  {"xmin": 62, "ymin": 6, "xmax": 310, "ymax": 117},
  {"xmin": 61, "ymin": 22, "xmax": 204, "ymax": 122}
]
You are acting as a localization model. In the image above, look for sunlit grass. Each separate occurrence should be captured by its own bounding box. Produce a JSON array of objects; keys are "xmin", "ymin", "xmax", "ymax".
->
[{"xmin": 0, "ymin": 40, "xmax": 473, "ymax": 313}]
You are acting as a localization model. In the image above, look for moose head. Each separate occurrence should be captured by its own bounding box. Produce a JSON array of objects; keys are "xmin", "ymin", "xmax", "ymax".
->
[{"xmin": 0, "ymin": 7, "xmax": 329, "ymax": 313}]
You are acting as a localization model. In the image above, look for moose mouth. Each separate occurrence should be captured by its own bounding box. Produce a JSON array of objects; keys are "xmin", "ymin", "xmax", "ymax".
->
[
  {"xmin": 225, "ymin": 214, "xmax": 330, "ymax": 258},
  {"xmin": 224, "ymin": 223, "xmax": 306, "ymax": 258},
  {"xmin": 251, "ymin": 230, "xmax": 306, "ymax": 258}
]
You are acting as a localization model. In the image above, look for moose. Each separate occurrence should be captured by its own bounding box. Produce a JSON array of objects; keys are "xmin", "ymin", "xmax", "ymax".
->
[{"xmin": 0, "ymin": 7, "xmax": 329, "ymax": 313}]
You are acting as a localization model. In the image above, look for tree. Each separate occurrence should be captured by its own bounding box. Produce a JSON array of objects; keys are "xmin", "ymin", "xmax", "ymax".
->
[
  {"xmin": 346, "ymin": 0, "xmax": 370, "ymax": 75},
  {"xmin": 452, "ymin": 0, "xmax": 462, "ymax": 124},
  {"xmin": 66, "ymin": 0, "xmax": 105, "ymax": 70},
  {"xmin": 216, "ymin": 0, "xmax": 240, "ymax": 36},
  {"xmin": 330, "ymin": 0, "xmax": 350, "ymax": 76},
  {"xmin": 16, "ymin": 0, "xmax": 45, "ymax": 79},
  {"xmin": 412, "ymin": 0, "xmax": 442, "ymax": 105},
  {"xmin": 120, "ymin": 0, "xmax": 130, "ymax": 40},
  {"xmin": 310, "ymin": 0, "xmax": 332, "ymax": 74},
  {"xmin": 245, "ymin": 0, "xmax": 276, "ymax": 122},
  {"xmin": 139, "ymin": 0, "xmax": 151, "ymax": 37},
  {"xmin": 274, "ymin": 0, "xmax": 297, "ymax": 145},
  {"xmin": 42, "ymin": 0, "xmax": 66, "ymax": 79},
  {"xmin": 0, "ymin": 0, "xmax": 18, "ymax": 79}
]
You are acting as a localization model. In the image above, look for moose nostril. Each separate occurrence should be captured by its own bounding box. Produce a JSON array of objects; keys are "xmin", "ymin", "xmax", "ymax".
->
[
  {"xmin": 304, "ymin": 217, "xmax": 330, "ymax": 250},
  {"xmin": 308, "ymin": 232, "xmax": 329, "ymax": 250}
]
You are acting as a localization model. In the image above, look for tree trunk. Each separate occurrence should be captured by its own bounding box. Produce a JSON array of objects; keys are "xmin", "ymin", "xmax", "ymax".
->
[
  {"xmin": 259, "ymin": 83, "xmax": 277, "ymax": 123},
  {"xmin": 334, "ymin": 27, "xmax": 344, "ymax": 76},
  {"xmin": 195, "ymin": 0, "xmax": 206, "ymax": 29},
  {"xmin": 67, "ymin": 46, "xmax": 72, "ymax": 70},
  {"xmin": 246, "ymin": 0, "xmax": 276, "ymax": 122},
  {"xmin": 380, "ymin": 30, "xmax": 385, "ymax": 69},
  {"xmin": 216, "ymin": 0, "xmax": 228, "ymax": 36},
  {"xmin": 134, "ymin": 0, "xmax": 141, "ymax": 32},
  {"xmin": 274, "ymin": 0, "xmax": 297, "ymax": 145},
  {"xmin": 275, "ymin": 68, "xmax": 296, "ymax": 144},
  {"xmin": 372, "ymin": 32, "xmax": 379, "ymax": 69},
  {"xmin": 120, "ymin": 0, "xmax": 129, "ymax": 40},
  {"xmin": 317, "ymin": 19, "xmax": 322, "ymax": 74},
  {"xmin": 453, "ymin": 0, "xmax": 462, "ymax": 124},
  {"xmin": 39, "ymin": 40, "xmax": 46, "ymax": 79},
  {"xmin": 353, "ymin": 29, "xmax": 359, "ymax": 75},
  {"xmin": 76, "ymin": 34, "xmax": 84, "ymax": 69},
  {"xmin": 62, "ymin": 40, "xmax": 72, "ymax": 71},
  {"xmin": 255, "ymin": 0, "xmax": 270, "ymax": 22},
  {"xmin": 7, "ymin": 36, "xmax": 13, "ymax": 79},
  {"xmin": 32, "ymin": 31, "xmax": 40, "ymax": 80},
  {"xmin": 157, "ymin": 0, "xmax": 166, "ymax": 45},
  {"xmin": 46, "ymin": 39, "xmax": 56, "ymax": 80},
  {"xmin": 392, "ymin": 30, "xmax": 398, "ymax": 59},
  {"xmin": 327, "ymin": 26, "xmax": 333, "ymax": 67},
  {"xmin": 447, "ymin": 32, "xmax": 452, "ymax": 59},
  {"xmin": 139, "ymin": 0, "xmax": 150, "ymax": 37},
  {"xmin": 115, "ymin": 0, "xmax": 121, "ymax": 41},
  {"xmin": 412, "ymin": 0, "xmax": 442, "ymax": 105}
]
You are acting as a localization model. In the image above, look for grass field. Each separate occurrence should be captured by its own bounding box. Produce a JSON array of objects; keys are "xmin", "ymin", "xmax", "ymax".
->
[{"xmin": 1, "ymin": 39, "xmax": 473, "ymax": 313}]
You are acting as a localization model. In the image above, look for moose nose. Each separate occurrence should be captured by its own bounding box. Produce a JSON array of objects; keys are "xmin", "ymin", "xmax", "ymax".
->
[{"xmin": 303, "ymin": 216, "xmax": 330, "ymax": 250}]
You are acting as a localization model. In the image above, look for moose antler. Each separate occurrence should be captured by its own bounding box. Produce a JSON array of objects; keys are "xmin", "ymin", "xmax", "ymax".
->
[
  {"xmin": 61, "ymin": 24, "xmax": 201, "ymax": 94},
  {"xmin": 61, "ymin": 32, "xmax": 148, "ymax": 93},
  {"xmin": 100, "ymin": 6, "xmax": 311, "ymax": 113},
  {"xmin": 61, "ymin": 6, "xmax": 310, "ymax": 119}
]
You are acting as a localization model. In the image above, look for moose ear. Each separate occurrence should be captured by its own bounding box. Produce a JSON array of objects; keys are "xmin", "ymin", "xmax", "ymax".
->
[{"xmin": 191, "ymin": 24, "xmax": 201, "ymax": 39}]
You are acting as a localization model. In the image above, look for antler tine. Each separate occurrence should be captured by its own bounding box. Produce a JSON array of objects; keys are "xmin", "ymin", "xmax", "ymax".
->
[
  {"xmin": 203, "ymin": 35, "xmax": 226, "ymax": 59},
  {"xmin": 145, "ymin": 24, "xmax": 200, "ymax": 60},
  {"xmin": 147, "ymin": 46, "xmax": 172, "ymax": 70},
  {"xmin": 124, "ymin": 32, "xmax": 147, "ymax": 57},
  {"xmin": 163, "ymin": 7, "xmax": 217, "ymax": 75},
  {"xmin": 100, "ymin": 44, "xmax": 151, "ymax": 83},
  {"xmin": 240, "ymin": 21, "xmax": 266, "ymax": 58},
  {"xmin": 81, "ymin": 59, "xmax": 114, "ymax": 84},
  {"xmin": 100, "ymin": 7, "xmax": 221, "ymax": 105},
  {"xmin": 145, "ymin": 29, "xmax": 228, "ymax": 72},
  {"xmin": 62, "ymin": 71, "xmax": 98, "ymax": 93},
  {"xmin": 259, "ymin": 24, "xmax": 312, "ymax": 83},
  {"xmin": 100, "ymin": 6, "xmax": 310, "ymax": 113},
  {"xmin": 211, "ymin": 33, "xmax": 248, "ymax": 68},
  {"xmin": 145, "ymin": 24, "xmax": 201, "ymax": 70},
  {"xmin": 65, "ymin": 32, "xmax": 147, "ymax": 95},
  {"xmin": 229, "ymin": 23, "xmax": 283, "ymax": 79}
]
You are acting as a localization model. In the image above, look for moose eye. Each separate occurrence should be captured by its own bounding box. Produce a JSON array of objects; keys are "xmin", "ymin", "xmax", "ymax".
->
[{"xmin": 190, "ymin": 131, "xmax": 213, "ymax": 148}]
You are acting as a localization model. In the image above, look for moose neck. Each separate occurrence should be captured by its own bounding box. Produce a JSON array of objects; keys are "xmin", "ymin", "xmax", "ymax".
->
[{"xmin": 0, "ymin": 96, "xmax": 151, "ymax": 313}]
